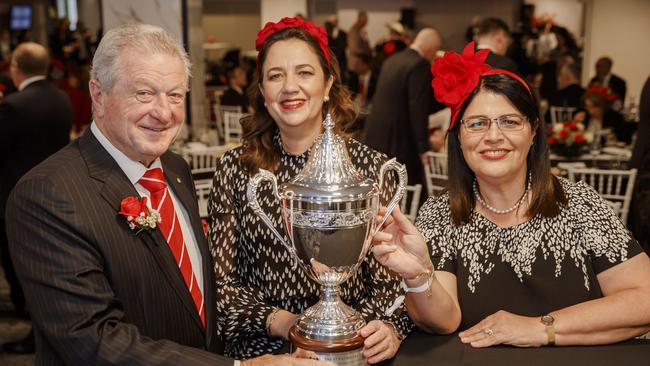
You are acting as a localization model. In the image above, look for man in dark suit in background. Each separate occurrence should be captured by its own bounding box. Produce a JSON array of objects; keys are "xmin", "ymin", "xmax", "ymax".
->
[
  {"xmin": 5, "ymin": 23, "xmax": 327, "ymax": 366},
  {"xmin": 475, "ymin": 18, "xmax": 519, "ymax": 74},
  {"xmin": 363, "ymin": 28, "xmax": 441, "ymax": 197},
  {"xmin": 325, "ymin": 15, "xmax": 348, "ymax": 83},
  {"xmin": 220, "ymin": 66, "xmax": 249, "ymax": 112},
  {"xmin": 549, "ymin": 62, "xmax": 585, "ymax": 113},
  {"xmin": 0, "ymin": 42, "xmax": 73, "ymax": 354},
  {"xmin": 589, "ymin": 56, "xmax": 627, "ymax": 112},
  {"xmin": 347, "ymin": 52, "xmax": 378, "ymax": 109}
]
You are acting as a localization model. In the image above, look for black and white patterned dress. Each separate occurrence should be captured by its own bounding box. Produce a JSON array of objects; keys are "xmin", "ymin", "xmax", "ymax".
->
[
  {"xmin": 416, "ymin": 177, "xmax": 643, "ymax": 330},
  {"xmin": 208, "ymin": 134, "xmax": 412, "ymax": 359}
]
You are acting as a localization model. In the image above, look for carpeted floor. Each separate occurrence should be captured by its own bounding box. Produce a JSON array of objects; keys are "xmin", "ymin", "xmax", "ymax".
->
[{"xmin": 0, "ymin": 266, "xmax": 35, "ymax": 366}]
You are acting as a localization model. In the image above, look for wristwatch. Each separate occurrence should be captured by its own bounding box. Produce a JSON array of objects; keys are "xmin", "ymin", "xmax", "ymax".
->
[{"xmin": 541, "ymin": 314, "xmax": 555, "ymax": 346}]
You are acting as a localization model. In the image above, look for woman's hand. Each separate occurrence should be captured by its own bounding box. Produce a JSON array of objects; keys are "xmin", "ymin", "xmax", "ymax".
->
[
  {"xmin": 268, "ymin": 309, "xmax": 299, "ymax": 340},
  {"xmin": 358, "ymin": 320, "xmax": 401, "ymax": 364},
  {"xmin": 372, "ymin": 206, "xmax": 431, "ymax": 279},
  {"xmin": 459, "ymin": 310, "xmax": 547, "ymax": 348}
]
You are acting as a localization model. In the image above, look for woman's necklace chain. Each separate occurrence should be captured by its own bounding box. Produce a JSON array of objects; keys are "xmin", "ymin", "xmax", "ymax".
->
[{"xmin": 473, "ymin": 172, "xmax": 532, "ymax": 215}]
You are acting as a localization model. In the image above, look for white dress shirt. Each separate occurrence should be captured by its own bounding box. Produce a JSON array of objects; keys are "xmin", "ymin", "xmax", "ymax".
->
[{"xmin": 90, "ymin": 122, "xmax": 204, "ymax": 295}]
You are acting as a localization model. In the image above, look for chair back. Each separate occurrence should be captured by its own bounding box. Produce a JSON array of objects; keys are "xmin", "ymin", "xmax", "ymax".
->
[
  {"xmin": 567, "ymin": 167, "xmax": 638, "ymax": 224},
  {"xmin": 423, "ymin": 151, "xmax": 448, "ymax": 197},
  {"xmin": 223, "ymin": 111, "xmax": 245, "ymax": 144},
  {"xmin": 213, "ymin": 104, "xmax": 242, "ymax": 142},
  {"xmin": 183, "ymin": 145, "xmax": 231, "ymax": 176},
  {"xmin": 400, "ymin": 184, "xmax": 422, "ymax": 223},
  {"xmin": 194, "ymin": 180, "xmax": 212, "ymax": 218},
  {"xmin": 549, "ymin": 106, "xmax": 577, "ymax": 127}
]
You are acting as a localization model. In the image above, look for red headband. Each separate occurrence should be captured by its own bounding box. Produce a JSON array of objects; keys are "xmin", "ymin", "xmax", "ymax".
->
[
  {"xmin": 431, "ymin": 41, "xmax": 532, "ymax": 129},
  {"xmin": 255, "ymin": 16, "xmax": 330, "ymax": 67}
]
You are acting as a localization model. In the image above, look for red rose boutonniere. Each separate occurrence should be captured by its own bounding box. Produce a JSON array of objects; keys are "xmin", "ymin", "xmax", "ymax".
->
[{"xmin": 118, "ymin": 196, "xmax": 161, "ymax": 233}]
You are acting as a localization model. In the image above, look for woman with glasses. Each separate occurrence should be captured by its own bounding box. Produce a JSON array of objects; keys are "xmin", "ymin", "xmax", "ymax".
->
[{"xmin": 371, "ymin": 42, "xmax": 650, "ymax": 348}]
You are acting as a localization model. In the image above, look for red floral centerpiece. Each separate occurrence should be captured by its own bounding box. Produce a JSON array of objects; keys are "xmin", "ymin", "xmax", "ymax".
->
[{"xmin": 547, "ymin": 121, "xmax": 592, "ymax": 158}]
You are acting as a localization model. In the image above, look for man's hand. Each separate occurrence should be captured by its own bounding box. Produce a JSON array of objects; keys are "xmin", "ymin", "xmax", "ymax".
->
[{"xmin": 241, "ymin": 348, "xmax": 335, "ymax": 366}]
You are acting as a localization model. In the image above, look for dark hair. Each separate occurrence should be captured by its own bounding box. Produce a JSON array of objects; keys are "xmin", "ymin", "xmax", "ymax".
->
[
  {"xmin": 597, "ymin": 57, "xmax": 613, "ymax": 69},
  {"xmin": 240, "ymin": 27, "xmax": 356, "ymax": 173},
  {"xmin": 446, "ymin": 73, "xmax": 567, "ymax": 226},
  {"xmin": 477, "ymin": 18, "xmax": 510, "ymax": 37},
  {"xmin": 226, "ymin": 66, "xmax": 241, "ymax": 81}
]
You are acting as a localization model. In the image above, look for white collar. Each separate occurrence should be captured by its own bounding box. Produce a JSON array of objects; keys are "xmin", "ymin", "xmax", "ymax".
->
[
  {"xmin": 409, "ymin": 44, "xmax": 423, "ymax": 57},
  {"xmin": 18, "ymin": 75, "xmax": 46, "ymax": 91},
  {"xmin": 90, "ymin": 122, "xmax": 162, "ymax": 184}
]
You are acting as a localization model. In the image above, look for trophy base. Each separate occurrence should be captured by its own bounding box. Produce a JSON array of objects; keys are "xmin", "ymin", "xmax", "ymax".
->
[
  {"xmin": 310, "ymin": 348, "xmax": 367, "ymax": 366},
  {"xmin": 289, "ymin": 326, "xmax": 367, "ymax": 366}
]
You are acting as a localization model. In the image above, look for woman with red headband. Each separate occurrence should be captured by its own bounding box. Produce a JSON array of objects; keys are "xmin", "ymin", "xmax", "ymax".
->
[
  {"xmin": 371, "ymin": 42, "xmax": 650, "ymax": 347},
  {"xmin": 208, "ymin": 17, "xmax": 410, "ymax": 363}
]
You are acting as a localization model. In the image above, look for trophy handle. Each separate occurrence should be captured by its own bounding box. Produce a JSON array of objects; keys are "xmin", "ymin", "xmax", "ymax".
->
[
  {"xmin": 374, "ymin": 158, "xmax": 407, "ymax": 235},
  {"xmin": 246, "ymin": 169, "xmax": 298, "ymax": 263}
]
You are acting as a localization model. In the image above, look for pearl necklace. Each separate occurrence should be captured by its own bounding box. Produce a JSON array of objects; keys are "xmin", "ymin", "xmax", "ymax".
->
[{"xmin": 473, "ymin": 172, "xmax": 532, "ymax": 215}]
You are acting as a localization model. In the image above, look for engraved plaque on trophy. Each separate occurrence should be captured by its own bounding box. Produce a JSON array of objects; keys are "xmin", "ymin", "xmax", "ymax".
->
[{"xmin": 247, "ymin": 114, "xmax": 406, "ymax": 365}]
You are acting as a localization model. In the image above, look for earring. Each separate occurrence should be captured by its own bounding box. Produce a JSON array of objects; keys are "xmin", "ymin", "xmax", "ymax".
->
[{"xmin": 324, "ymin": 95, "xmax": 330, "ymax": 102}]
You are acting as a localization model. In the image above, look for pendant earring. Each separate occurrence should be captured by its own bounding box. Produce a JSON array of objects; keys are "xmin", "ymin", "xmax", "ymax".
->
[{"xmin": 324, "ymin": 95, "xmax": 330, "ymax": 103}]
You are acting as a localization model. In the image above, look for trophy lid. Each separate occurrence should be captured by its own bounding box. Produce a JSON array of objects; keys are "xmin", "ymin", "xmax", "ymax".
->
[{"xmin": 282, "ymin": 114, "xmax": 376, "ymax": 203}]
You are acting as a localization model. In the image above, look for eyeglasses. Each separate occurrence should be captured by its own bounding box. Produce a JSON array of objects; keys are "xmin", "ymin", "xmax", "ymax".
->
[{"xmin": 460, "ymin": 114, "xmax": 528, "ymax": 133}]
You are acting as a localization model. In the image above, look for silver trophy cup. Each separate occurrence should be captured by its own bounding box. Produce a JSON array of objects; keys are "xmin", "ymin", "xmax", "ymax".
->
[{"xmin": 247, "ymin": 114, "xmax": 406, "ymax": 365}]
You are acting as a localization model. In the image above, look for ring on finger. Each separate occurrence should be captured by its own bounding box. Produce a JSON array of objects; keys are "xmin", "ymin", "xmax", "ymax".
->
[{"xmin": 483, "ymin": 327, "xmax": 494, "ymax": 336}]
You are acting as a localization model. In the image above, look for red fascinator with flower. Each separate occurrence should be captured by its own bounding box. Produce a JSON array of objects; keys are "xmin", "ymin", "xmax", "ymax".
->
[
  {"xmin": 255, "ymin": 16, "xmax": 330, "ymax": 67},
  {"xmin": 431, "ymin": 41, "xmax": 531, "ymax": 128}
]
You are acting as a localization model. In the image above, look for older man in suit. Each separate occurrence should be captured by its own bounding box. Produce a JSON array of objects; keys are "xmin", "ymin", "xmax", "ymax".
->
[
  {"xmin": 5, "ymin": 24, "xmax": 328, "ymax": 366},
  {"xmin": 0, "ymin": 42, "xmax": 73, "ymax": 354},
  {"xmin": 363, "ymin": 28, "xmax": 441, "ymax": 199}
]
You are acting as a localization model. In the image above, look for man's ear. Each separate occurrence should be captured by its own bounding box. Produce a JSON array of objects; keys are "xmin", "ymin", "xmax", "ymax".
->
[{"xmin": 88, "ymin": 79, "xmax": 104, "ymax": 119}]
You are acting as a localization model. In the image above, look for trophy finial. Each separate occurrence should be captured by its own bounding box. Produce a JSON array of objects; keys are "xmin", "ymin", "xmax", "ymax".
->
[{"xmin": 323, "ymin": 113, "xmax": 334, "ymax": 131}]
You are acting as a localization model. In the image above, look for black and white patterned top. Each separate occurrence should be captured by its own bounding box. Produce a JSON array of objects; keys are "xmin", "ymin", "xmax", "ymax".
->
[
  {"xmin": 416, "ymin": 177, "xmax": 643, "ymax": 330},
  {"xmin": 208, "ymin": 134, "xmax": 412, "ymax": 359}
]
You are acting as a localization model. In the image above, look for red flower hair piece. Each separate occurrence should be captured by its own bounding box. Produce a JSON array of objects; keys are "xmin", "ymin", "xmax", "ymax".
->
[
  {"xmin": 431, "ymin": 41, "xmax": 532, "ymax": 128},
  {"xmin": 255, "ymin": 16, "xmax": 330, "ymax": 67}
]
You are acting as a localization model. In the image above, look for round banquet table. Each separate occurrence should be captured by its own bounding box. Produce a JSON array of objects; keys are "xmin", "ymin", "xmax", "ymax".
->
[{"xmin": 379, "ymin": 330, "xmax": 650, "ymax": 366}]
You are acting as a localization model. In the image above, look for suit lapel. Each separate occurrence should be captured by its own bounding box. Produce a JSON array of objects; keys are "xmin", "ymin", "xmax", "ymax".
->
[
  {"xmin": 79, "ymin": 132, "xmax": 205, "ymax": 335},
  {"xmin": 161, "ymin": 154, "xmax": 213, "ymax": 343}
]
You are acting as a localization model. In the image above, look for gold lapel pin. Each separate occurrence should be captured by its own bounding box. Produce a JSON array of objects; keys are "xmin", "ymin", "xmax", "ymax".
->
[{"xmin": 176, "ymin": 177, "xmax": 182, "ymax": 183}]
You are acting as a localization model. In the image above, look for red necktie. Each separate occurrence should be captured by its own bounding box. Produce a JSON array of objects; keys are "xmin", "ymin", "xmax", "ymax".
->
[{"xmin": 139, "ymin": 168, "xmax": 205, "ymax": 327}]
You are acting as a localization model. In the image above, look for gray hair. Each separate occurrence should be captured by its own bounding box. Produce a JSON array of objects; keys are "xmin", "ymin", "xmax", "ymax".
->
[{"xmin": 90, "ymin": 23, "xmax": 191, "ymax": 91}]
